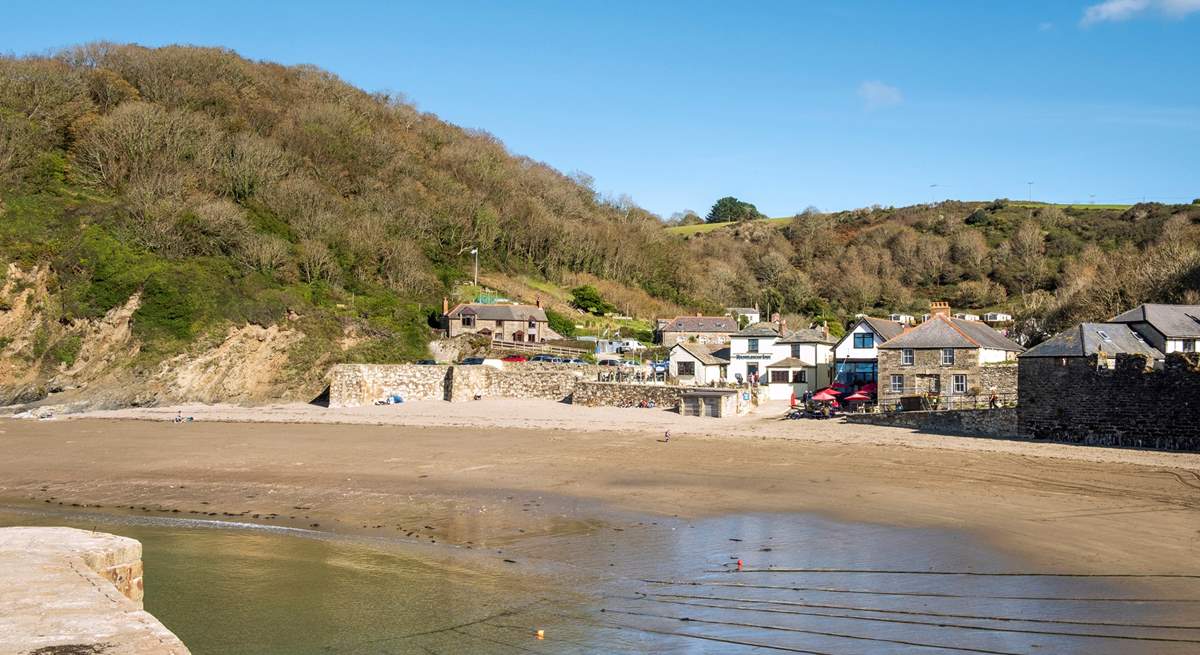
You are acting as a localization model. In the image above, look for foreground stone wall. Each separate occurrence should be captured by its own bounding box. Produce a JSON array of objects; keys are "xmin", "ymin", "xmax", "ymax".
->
[
  {"xmin": 845, "ymin": 408, "xmax": 1018, "ymax": 438},
  {"xmin": 0, "ymin": 527, "xmax": 190, "ymax": 654},
  {"xmin": 571, "ymin": 382, "xmax": 688, "ymax": 409},
  {"xmin": 1019, "ymin": 353, "xmax": 1200, "ymax": 451},
  {"xmin": 330, "ymin": 364, "xmax": 450, "ymax": 406}
]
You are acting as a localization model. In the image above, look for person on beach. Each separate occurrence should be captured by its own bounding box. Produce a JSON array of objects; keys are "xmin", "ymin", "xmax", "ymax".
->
[{"xmin": 662, "ymin": 429, "xmax": 671, "ymax": 443}]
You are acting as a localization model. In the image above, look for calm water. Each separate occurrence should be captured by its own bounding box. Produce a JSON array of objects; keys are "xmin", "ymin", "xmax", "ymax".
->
[{"xmin": 4, "ymin": 506, "xmax": 1198, "ymax": 654}]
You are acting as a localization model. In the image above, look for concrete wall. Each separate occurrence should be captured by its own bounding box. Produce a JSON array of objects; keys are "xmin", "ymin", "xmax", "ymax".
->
[
  {"xmin": 845, "ymin": 408, "xmax": 1019, "ymax": 438},
  {"xmin": 329, "ymin": 363, "xmax": 600, "ymax": 407},
  {"xmin": 0, "ymin": 527, "xmax": 190, "ymax": 654},
  {"xmin": 571, "ymin": 381, "xmax": 688, "ymax": 410},
  {"xmin": 1018, "ymin": 353, "xmax": 1200, "ymax": 451}
]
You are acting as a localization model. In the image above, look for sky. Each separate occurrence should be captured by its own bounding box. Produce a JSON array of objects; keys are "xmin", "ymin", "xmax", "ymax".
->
[{"xmin": 3, "ymin": 0, "xmax": 1199, "ymax": 217}]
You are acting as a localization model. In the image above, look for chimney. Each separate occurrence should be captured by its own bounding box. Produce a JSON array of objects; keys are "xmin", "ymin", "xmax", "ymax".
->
[
  {"xmin": 535, "ymin": 296, "xmax": 541, "ymax": 309},
  {"xmin": 930, "ymin": 301, "xmax": 951, "ymax": 317},
  {"xmin": 822, "ymin": 320, "xmax": 829, "ymax": 340},
  {"xmin": 442, "ymin": 296, "xmax": 449, "ymax": 315},
  {"xmin": 771, "ymin": 312, "xmax": 781, "ymax": 323},
  {"xmin": 779, "ymin": 318, "xmax": 787, "ymax": 333}
]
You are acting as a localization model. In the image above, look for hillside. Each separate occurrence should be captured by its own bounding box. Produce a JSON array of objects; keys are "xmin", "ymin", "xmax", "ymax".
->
[{"xmin": 1, "ymin": 43, "xmax": 1198, "ymax": 410}]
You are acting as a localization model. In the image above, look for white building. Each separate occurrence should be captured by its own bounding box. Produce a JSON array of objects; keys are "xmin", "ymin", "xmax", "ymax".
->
[
  {"xmin": 983, "ymin": 312, "xmax": 1013, "ymax": 323},
  {"xmin": 726, "ymin": 307, "xmax": 761, "ymax": 325},
  {"xmin": 669, "ymin": 342, "xmax": 729, "ymax": 385},
  {"xmin": 953, "ymin": 312, "xmax": 981, "ymax": 322},
  {"xmin": 765, "ymin": 328, "xmax": 836, "ymax": 400},
  {"xmin": 1109, "ymin": 304, "xmax": 1200, "ymax": 354},
  {"xmin": 726, "ymin": 323, "xmax": 782, "ymax": 384},
  {"xmin": 832, "ymin": 317, "xmax": 905, "ymax": 388},
  {"xmin": 888, "ymin": 313, "xmax": 916, "ymax": 326}
]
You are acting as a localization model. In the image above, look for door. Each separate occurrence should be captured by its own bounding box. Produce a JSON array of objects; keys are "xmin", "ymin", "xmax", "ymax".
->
[
  {"xmin": 703, "ymin": 396, "xmax": 721, "ymax": 417},
  {"xmin": 682, "ymin": 397, "xmax": 701, "ymax": 416}
]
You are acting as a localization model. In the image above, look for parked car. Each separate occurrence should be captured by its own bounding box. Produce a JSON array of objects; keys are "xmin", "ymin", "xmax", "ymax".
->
[
  {"xmin": 414, "ymin": 359, "xmax": 437, "ymax": 365},
  {"xmin": 598, "ymin": 359, "xmax": 623, "ymax": 366},
  {"xmin": 459, "ymin": 357, "xmax": 486, "ymax": 365},
  {"xmin": 652, "ymin": 360, "xmax": 669, "ymax": 373},
  {"xmin": 566, "ymin": 358, "xmax": 587, "ymax": 365},
  {"xmin": 530, "ymin": 354, "xmax": 565, "ymax": 363},
  {"xmin": 501, "ymin": 355, "xmax": 528, "ymax": 363}
]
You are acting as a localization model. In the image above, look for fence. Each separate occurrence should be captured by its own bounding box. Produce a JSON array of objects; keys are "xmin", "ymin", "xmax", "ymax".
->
[
  {"xmin": 489, "ymin": 339, "xmax": 588, "ymax": 358},
  {"xmin": 863, "ymin": 392, "xmax": 1018, "ymax": 413}
]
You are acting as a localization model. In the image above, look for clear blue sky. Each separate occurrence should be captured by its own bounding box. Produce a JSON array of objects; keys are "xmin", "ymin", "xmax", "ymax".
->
[{"xmin": 4, "ymin": 0, "xmax": 1198, "ymax": 216}]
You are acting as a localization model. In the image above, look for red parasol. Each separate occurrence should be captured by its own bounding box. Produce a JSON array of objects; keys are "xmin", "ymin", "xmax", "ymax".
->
[
  {"xmin": 859, "ymin": 382, "xmax": 878, "ymax": 393},
  {"xmin": 844, "ymin": 391, "xmax": 872, "ymax": 402},
  {"xmin": 811, "ymin": 390, "xmax": 839, "ymax": 402},
  {"xmin": 831, "ymin": 381, "xmax": 849, "ymax": 389},
  {"xmin": 816, "ymin": 387, "xmax": 841, "ymax": 396}
]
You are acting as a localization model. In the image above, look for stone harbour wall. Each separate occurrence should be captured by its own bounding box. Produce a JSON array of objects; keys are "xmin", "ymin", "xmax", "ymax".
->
[
  {"xmin": 571, "ymin": 382, "xmax": 689, "ymax": 409},
  {"xmin": 845, "ymin": 408, "xmax": 1019, "ymax": 438},
  {"xmin": 1018, "ymin": 353, "xmax": 1200, "ymax": 451},
  {"xmin": 330, "ymin": 362, "xmax": 603, "ymax": 406},
  {"xmin": 0, "ymin": 527, "xmax": 190, "ymax": 654}
]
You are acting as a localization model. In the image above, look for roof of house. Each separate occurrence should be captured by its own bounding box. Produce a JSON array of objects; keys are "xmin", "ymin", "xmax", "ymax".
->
[
  {"xmin": 861, "ymin": 317, "xmax": 906, "ymax": 342},
  {"xmin": 879, "ymin": 314, "xmax": 1023, "ymax": 351},
  {"xmin": 1021, "ymin": 322, "xmax": 1164, "ymax": 359},
  {"xmin": 732, "ymin": 322, "xmax": 782, "ymax": 338},
  {"xmin": 1109, "ymin": 304, "xmax": 1200, "ymax": 338},
  {"xmin": 672, "ymin": 342, "xmax": 730, "ymax": 366},
  {"xmin": 767, "ymin": 356, "xmax": 810, "ymax": 368},
  {"xmin": 446, "ymin": 303, "xmax": 547, "ymax": 322},
  {"xmin": 660, "ymin": 316, "xmax": 739, "ymax": 333},
  {"xmin": 777, "ymin": 327, "xmax": 837, "ymax": 345}
]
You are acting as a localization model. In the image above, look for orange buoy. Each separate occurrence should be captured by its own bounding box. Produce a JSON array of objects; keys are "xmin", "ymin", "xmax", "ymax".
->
[
  {"xmin": 535, "ymin": 629, "xmax": 545, "ymax": 640},
  {"xmin": 737, "ymin": 559, "xmax": 744, "ymax": 571}
]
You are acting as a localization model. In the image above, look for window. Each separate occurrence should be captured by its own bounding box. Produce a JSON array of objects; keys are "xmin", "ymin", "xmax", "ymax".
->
[
  {"xmin": 678, "ymin": 361, "xmax": 695, "ymax": 376},
  {"xmin": 791, "ymin": 370, "xmax": 807, "ymax": 383},
  {"xmin": 528, "ymin": 320, "xmax": 537, "ymax": 328},
  {"xmin": 748, "ymin": 338, "xmax": 759, "ymax": 353},
  {"xmin": 941, "ymin": 348, "xmax": 955, "ymax": 365},
  {"xmin": 854, "ymin": 332, "xmax": 874, "ymax": 349},
  {"xmin": 890, "ymin": 374, "xmax": 904, "ymax": 393},
  {"xmin": 901, "ymin": 349, "xmax": 914, "ymax": 366},
  {"xmin": 791, "ymin": 344, "xmax": 801, "ymax": 358},
  {"xmin": 747, "ymin": 363, "xmax": 759, "ymax": 377},
  {"xmin": 1186, "ymin": 340, "xmax": 1197, "ymax": 353},
  {"xmin": 1096, "ymin": 330, "xmax": 1111, "ymax": 342},
  {"xmin": 952, "ymin": 374, "xmax": 967, "ymax": 394},
  {"xmin": 495, "ymin": 320, "xmax": 504, "ymax": 329},
  {"xmin": 770, "ymin": 370, "xmax": 789, "ymax": 384},
  {"xmin": 461, "ymin": 315, "xmax": 475, "ymax": 327}
]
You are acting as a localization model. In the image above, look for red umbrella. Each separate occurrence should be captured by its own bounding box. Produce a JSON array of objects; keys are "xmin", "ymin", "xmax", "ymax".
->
[
  {"xmin": 844, "ymin": 391, "xmax": 871, "ymax": 402},
  {"xmin": 812, "ymin": 390, "xmax": 839, "ymax": 402},
  {"xmin": 831, "ymin": 381, "xmax": 849, "ymax": 389},
  {"xmin": 816, "ymin": 387, "xmax": 841, "ymax": 395},
  {"xmin": 859, "ymin": 382, "xmax": 878, "ymax": 393}
]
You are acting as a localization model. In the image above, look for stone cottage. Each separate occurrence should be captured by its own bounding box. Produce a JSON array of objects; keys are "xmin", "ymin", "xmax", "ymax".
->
[
  {"xmin": 877, "ymin": 302, "xmax": 1022, "ymax": 406},
  {"xmin": 441, "ymin": 298, "xmax": 561, "ymax": 342},
  {"xmin": 1107, "ymin": 303, "xmax": 1200, "ymax": 355},
  {"xmin": 655, "ymin": 315, "xmax": 739, "ymax": 345}
]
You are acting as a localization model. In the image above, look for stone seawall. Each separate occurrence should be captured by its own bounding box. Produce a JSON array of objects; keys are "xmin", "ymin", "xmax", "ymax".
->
[
  {"xmin": 845, "ymin": 408, "xmax": 1019, "ymax": 439},
  {"xmin": 571, "ymin": 382, "xmax": 688, "ymax": 409},
  {"xmin": 1019, "ymin": 353, "xmax": 1200, "ymax": 451},
  {"xmin": 0, "ymin": 527, "xmax": 190, "ymax": 654},
  {"xmin": 330, "ymin": 363, "xmax": 601, "ymax": 407}
]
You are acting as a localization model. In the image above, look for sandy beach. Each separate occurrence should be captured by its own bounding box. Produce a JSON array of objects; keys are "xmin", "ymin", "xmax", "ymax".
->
[{"xmin": 2, "ymin": 399, "xmax": 1198, "ymax": 577}]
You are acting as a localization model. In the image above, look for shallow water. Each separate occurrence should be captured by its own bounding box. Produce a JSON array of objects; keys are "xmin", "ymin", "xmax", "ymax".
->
[{"xmin": 3, "ymin": 506, "xmax": 1198, "ymax": 654}]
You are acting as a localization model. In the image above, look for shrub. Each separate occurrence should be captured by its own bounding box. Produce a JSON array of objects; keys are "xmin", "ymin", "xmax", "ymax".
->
[
  {"xmin": 545, "ymin": 308, "xmax": 575, "ymax": 337},
  {"xmin": 50, "ymin": 335, "xmax": 82, "ymax": 366},
  {"xmin": 570, "ymin": 285, "xmax": 614, "ymax": 315}
]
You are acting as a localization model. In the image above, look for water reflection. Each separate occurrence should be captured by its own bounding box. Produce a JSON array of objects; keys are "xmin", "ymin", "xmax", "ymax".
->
[{"xmin": 3, "ymin": 507, "xmax": 1197, "ymax": 654}]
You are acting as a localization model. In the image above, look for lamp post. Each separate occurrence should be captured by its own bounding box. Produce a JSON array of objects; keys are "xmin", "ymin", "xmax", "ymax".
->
[{"xmin": 471, "ymin": 247, "xmax": 478, "ymax": 287}]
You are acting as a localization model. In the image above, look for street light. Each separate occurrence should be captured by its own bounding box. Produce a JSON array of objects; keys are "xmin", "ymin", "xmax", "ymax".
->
[
  {"xmin": 1026, "ymin": 181, "xmax": 1034, "ymax": 202},
  {"xmin": 471, "ymin": 247, "xmax": 478, "ymax": 287}
]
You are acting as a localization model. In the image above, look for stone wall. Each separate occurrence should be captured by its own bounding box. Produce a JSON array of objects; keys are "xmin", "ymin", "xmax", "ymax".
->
[
  {"xmin": 878, "ymin": 348, "xmax": 1017, "ymax": 403},
  {"xmin": 845, "ymin": 408, "xmax": 1019, "ymax": 438},
  {"xmin": 571, "ymin": 381, "xmax": 689, "ymax": 409},
  {"xmin": 330, "ymin": 362, "xmax": 601, "ymax": 406},
  {"xmin": 0, "ymin": 527, "xmax": 190, "ymax": 654},
  {"xmin": 1018, "ymin": 353, "xmax": 1200, "ymax": 451}
]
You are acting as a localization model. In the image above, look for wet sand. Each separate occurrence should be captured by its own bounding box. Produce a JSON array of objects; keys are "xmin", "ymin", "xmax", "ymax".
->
[{"xmin": 1, "ymin": 401, "xmax": 1198, "ymax": 576}]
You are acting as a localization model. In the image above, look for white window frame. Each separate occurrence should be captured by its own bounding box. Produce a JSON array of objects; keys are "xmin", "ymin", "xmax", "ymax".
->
[
  {"xmin": 901, "ymin": 349, "xmax": 914, "ymax": 366},
  {"xmin": 941, "ymin": 348, "xmax": 955, "ymax": 366},
  {"xmin": 748, "ymin": 338, "xmax": 759, "ymax": 353},
  {"xmin": 890, "ymin": 374, "xmax": 904, "ymax": 393},
  {"xmin": 952, "ymin": 374, "xmax": 967, "ymax": 395}
]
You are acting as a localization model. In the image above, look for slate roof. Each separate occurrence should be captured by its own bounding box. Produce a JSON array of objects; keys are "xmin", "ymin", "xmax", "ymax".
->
[
  {"xmin": 733, "ymin": 322, "xmax": 782, "ymax": 337},
  {"xmin": 1021, "ymin": 322, "xmax": 1164, "ymax": 359},
  {"xmin": 672, "ymin": 342, "xmax": 730, "ymax": 365},
  {"xmin": 661, "ymin": 316, "xmax": 739, "ymax": 333},
  {"xmin": 447, "ymin": 303, "xmax": 547, "ymax": 322},
  {"xmin": 777, "ymin": 328, "xmax": 837, "ymax": 345},
  {"xmin": 1109, "ymin": 304, "xmax": 1200, "ymax": 338},
  {"xmin": 767, "ymin": 356, "xmax": 811, "ymax": 368},
  {"xmin": 879, "ymin": 314, "xmax": 1023, "ymax": 351},
  {"xmin": 853, "ymin": 317, "xmax": 906, "ymax": 342}
]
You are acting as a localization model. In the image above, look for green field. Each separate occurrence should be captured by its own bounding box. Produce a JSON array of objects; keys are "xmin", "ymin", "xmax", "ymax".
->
[{"xmin": 664, "ymin": 216, "xmax": 792, "ymax": 236}]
